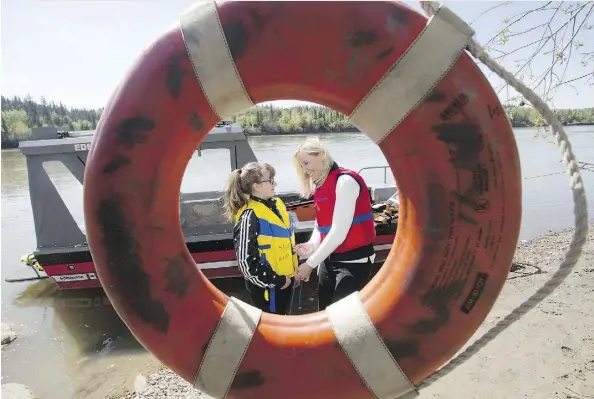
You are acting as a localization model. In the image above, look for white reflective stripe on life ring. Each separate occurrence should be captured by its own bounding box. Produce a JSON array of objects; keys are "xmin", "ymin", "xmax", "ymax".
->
[
  {"xmin": 349, "ymin": 5, "xmax": 474, "ymax": 144},
  {"xmin": 180, "ymin": 1, "xmax": 254, "ymax": 119}
]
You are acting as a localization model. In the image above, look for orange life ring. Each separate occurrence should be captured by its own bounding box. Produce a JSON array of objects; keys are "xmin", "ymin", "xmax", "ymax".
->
[{"xmin": 83, "ymin": 2, "xmax": 522, "ymax": 398}]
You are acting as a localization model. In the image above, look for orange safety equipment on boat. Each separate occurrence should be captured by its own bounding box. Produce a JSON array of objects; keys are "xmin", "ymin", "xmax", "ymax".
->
[{"xmin": 83, "ymin": 2, "xmax": 522, "ymax": 399}]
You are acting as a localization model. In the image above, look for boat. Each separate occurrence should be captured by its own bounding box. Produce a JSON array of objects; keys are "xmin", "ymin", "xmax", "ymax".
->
[{"xmin": 8, "ymin": 123, "xmax": 399, "ymax": 290}]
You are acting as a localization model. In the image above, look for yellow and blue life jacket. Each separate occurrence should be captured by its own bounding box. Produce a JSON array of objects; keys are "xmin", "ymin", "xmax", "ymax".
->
[{"xmin": 235, "ymin": 197, "xmax": 298, "ymax": 310}]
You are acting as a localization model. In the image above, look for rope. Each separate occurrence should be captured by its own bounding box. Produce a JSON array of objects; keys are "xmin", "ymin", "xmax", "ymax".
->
[
  {"xmin": 288, "ymin": 280, "xmax": 303, "ymax": 315},
  {"xmin": 417, "ymin": 0, "xmax": 589, "ymax": 388},
  {"xmin": 525, "ymin": 161, "xmax": 594, "ymax": 180}
]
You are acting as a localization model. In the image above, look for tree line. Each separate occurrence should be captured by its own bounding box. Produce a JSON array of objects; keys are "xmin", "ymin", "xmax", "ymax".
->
[
  {"xmin": 1, "ymin": 95, "xmax": 102, "ymax": 147},
  {"xmin": 1, "ymin": 94, "xmax": 593, "ymax": 148},
  {"xmin": 232, "ymin": 104, "xmax": 594, "ymax": 135}
]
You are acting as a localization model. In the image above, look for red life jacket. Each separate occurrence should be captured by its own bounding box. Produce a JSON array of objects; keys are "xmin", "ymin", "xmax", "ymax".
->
[{"xmin": 313, "ymin": 166, "xmax": 376, "ymax": 261}]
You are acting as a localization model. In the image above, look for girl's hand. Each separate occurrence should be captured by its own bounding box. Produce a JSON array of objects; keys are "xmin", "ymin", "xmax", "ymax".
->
[{"xmin": 281, "ymin": 276, "xmax": 292, "ymax": 290}]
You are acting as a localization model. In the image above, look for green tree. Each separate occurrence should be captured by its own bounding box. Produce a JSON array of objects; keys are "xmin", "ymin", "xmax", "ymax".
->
[
  {"xmin": 1, "ymin": 109, "xmax": 30, "ymax": 143},
  {"xmin": 0, "ymin": 95, "xmax": 103, "ymax": 148}
]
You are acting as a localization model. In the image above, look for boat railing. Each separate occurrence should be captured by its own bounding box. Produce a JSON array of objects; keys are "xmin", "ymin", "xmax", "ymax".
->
[{"xmin": 358, "ymin": 166, "xmax": 391, "ymax": 184}]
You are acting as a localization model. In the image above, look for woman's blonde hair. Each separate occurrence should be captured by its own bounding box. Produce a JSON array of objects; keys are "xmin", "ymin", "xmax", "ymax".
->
[
  {"xmin": 292, "ymin": 137, "xmax": 334, "ymax": 198},
  {"xmin": 222, "ymin": 162, "xmax": 276, "ymax": 220}
]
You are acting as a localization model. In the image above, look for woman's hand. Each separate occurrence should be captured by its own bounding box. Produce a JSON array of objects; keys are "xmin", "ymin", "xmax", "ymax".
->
[
  {"xmin": 296, "ymin": 263, "xmax": 314, "ymax": 282},
  {"xmin": 294, "ymin": 243, "xmax": 315, "ymax": 258}
]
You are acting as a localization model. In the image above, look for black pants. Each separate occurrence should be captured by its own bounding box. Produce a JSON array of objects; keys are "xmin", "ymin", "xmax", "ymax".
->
[
  {"xmin": 318, "ymin": 259, "xmax": 372, "ymax": 311},
  {"xmin": 244, "ymin": 279, "xmax": 294, "ymax": 315}
]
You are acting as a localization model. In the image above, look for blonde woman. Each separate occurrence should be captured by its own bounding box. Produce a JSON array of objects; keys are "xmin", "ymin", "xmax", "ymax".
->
[
  {"xmin": 293, "ymin": 137, "xmax": 376, "ymax": 310},
  {"xmin": 222, "ymin": 162, "xmax": 297, "ymax": 314}
]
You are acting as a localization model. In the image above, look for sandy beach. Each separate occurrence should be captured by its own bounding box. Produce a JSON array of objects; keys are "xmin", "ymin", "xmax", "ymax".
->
[{"xmin": 110, "ymin": 222, "xmax": 594, "ymax": 398}]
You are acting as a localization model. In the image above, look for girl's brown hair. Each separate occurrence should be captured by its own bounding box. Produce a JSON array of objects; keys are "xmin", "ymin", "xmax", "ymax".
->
[{"xmin": 222, "ymin": 162, "xmax": 275, "ymax": 220}]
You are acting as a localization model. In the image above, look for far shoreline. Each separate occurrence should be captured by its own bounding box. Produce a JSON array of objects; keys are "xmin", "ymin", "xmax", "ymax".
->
[
  {"xmin": 244, "ymin": 122, "xmax": 594, "ymax": 136},
  {"xmin": 1, "ymin": 123, "xmax": 592, "ymax": 150}
]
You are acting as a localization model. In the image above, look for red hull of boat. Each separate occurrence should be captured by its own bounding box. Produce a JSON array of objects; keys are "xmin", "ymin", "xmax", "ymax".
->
[{"xmin": 43, "ymin": 235, "xmax": 395, "ymax": 290}]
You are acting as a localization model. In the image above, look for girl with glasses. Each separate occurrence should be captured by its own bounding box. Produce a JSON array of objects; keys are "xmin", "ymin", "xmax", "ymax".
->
[{"xmin": 222, "ymin": 162, "xmax": 298, "ymax": 314}]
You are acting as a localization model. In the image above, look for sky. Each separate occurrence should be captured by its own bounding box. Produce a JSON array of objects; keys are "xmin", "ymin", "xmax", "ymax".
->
[{"xmin": 1, "ymin": 0, "xmax": 592, "ymax": 110}]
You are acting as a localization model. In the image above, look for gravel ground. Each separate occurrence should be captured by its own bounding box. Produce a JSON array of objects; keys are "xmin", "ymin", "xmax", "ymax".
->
[{"xmin": 113, "ymin": 223, "xmax": 594, "ymax": 399}]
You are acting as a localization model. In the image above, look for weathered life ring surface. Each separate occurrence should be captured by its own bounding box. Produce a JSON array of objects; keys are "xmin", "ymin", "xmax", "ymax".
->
[{"xmin": 83, "ymin": 1, "xmax": 522, "ymax": 398}]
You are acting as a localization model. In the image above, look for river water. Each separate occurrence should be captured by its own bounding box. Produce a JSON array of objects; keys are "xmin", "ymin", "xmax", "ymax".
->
[{"xmin": 2, "ymin": 127, "xmax": 593, "ymax": 398}]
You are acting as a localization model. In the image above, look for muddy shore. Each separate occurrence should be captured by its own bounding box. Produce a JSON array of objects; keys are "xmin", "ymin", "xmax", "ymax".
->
[{"xmin": 112, "ymin": 223, "xmax": 594, "ymax": 399}]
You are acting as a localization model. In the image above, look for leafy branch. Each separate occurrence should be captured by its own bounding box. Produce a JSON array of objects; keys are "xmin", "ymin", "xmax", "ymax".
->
[{"xmin": 475, "ymin": 1, "xmax": 594, "ymax": 107}]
